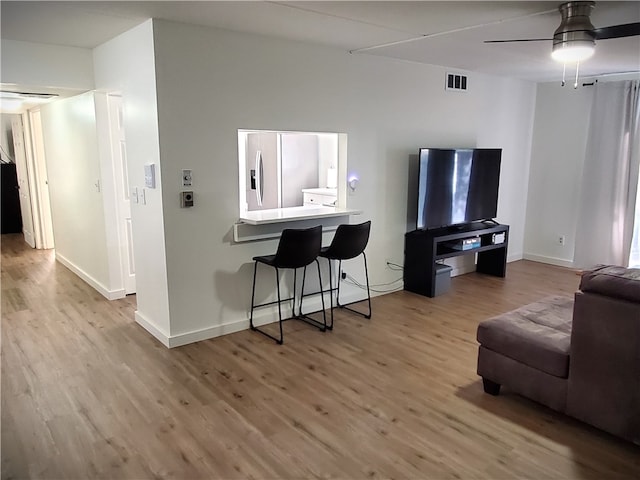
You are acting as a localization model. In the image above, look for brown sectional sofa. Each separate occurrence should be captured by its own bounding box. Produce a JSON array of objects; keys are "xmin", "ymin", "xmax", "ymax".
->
[{"xmin": 477, "ymin": 265, "xmax": 640, "ymax": 445}]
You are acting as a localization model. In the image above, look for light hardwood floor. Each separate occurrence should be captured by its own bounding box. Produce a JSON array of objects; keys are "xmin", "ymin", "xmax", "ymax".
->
[{"xmin": 2, "ymin": 234, "xmax": 639, "ymax": 479}]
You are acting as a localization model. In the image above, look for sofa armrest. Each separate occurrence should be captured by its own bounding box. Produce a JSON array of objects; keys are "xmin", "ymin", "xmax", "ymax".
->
[
  {"xmin": 566, "ymin": 291, "xmax": 640, "ymax": 444},
  {"xmin": 580, "ymin": 265, "xmax": 640, "ymax": 302}
]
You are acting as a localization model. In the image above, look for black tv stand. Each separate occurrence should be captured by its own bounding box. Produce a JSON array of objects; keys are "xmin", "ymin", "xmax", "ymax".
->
[{"xmin": 404, "ymin": 222, "xmax": 509, "ymax": 297}]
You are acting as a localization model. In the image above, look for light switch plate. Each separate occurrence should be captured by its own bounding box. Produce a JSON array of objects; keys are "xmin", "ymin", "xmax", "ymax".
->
[
  {"xmin": 144, "ymin": 164, "xmax": 156, "ymax": 188},
  {"xmin": 182, "ymin": 169, "xmax": 192, "ymax": 187}
]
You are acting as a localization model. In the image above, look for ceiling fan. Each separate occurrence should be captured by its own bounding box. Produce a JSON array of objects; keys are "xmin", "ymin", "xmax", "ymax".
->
[{"xmin": 485, "ymin": 1, "xmax": 640, "ymax": 63}]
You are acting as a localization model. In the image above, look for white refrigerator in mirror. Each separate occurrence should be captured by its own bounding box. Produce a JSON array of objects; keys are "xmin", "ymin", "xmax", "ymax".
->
[
  {"xmin": 245, "ymin": 132, "xmax": 279, "ymax": 211},
  {"xmin": 245, "ymin": 132, "xmax": 319, "ymax": 211}
]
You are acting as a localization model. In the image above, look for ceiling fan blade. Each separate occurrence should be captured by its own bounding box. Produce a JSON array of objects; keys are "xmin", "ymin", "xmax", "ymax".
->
[
  {"xmin": 594, "ymin": 22, "xmax": 640, "ymax": 40},
  {"xmin": 484, "ymin": 38, "xmax": 552, "ymax": 43}
]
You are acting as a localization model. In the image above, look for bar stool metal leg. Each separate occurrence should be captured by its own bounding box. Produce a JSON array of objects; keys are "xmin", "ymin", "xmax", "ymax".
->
[
  {"xmin": 362, "ymin": 252, "xmax": 372, "ymax": 319},
  {"xmin": 336, "ymin": 253, "xmax": 372, "ymax": 319},
  {"xmin": 327, "ymin": 258, "xmax": 335, "ymax": 330},
  {"xmin": 249, "ymin": 261, "xmax": 258, "ymax": 331},
  {"xmin": 297, "ymin": 260, "xmax": 327, "ymax": 331},
  {"xmin": 298, "ymin": 266, "xmax": 306, "ymax": 317},
  {"xmin": 250, "ymin": 263, "xmax": 285, "ymax": 345},
  {"xmin": 335, "ymin": 259, "xmax": 343, "ymax": 310},
  {"xmin": 315, "ymin": 259, "xmax": 327, "ymax": 329},
  {"xmin": 275, "ymin": 267, "xmax": 284, "ymax": 344}
]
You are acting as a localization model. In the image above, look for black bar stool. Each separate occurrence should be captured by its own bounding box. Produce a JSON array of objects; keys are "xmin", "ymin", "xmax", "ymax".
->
[
  {"xmin": 302, "ymin": 221, "xmax": 371, "ymax": 329},
  {"xmin": 249, "ymin": 225, "xmax": 326, "ymax": 344}
]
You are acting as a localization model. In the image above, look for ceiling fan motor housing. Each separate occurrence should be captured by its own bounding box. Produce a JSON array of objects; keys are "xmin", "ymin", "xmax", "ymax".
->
[{"xmin": 552, "ymin": 1, "xmax": 596, "ymax": 60}]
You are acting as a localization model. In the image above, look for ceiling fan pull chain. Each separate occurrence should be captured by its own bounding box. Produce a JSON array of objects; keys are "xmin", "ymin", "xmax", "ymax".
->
[
  {"xmin": 562, "ymin": 61, "xmax": 567, "ymax": 87},
  {"xmin": 574, "ymin": 61, "xmax": 580, "ymax": 89}
]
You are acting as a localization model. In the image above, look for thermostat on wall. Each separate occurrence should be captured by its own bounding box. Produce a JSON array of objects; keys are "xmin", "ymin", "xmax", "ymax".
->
[{"xmin": 144, "ymin": 164, "xmax": 156, "ymax": 189}]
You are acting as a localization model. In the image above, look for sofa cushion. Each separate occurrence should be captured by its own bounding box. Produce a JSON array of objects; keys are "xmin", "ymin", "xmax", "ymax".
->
[
  {"xmin": 477, "ymin": 296, "xmax": 574, "ymax": 378},
  {"xmin": 580, "ymin": 265, "xmax": 640, "ymax": 303}
]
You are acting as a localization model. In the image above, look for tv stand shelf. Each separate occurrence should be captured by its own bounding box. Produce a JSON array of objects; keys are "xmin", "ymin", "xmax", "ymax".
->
[{"xmin": 404, "ymin": 222, "xmax": 509, "ymax": 297}]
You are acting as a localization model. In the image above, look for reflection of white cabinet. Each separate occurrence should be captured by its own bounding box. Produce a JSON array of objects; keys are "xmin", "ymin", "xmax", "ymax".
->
[{"xmin": 302, "ymin": 188, "xmax": 337, "ymax": 206}]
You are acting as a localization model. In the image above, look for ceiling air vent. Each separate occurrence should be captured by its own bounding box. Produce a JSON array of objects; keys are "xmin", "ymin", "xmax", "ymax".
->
[{"xmin": 446, "ymin": 73, "xmax": 468, "ymax": 92}]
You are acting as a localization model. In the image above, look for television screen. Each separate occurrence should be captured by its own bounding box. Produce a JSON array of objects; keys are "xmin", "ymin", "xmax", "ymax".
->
[{"xmin": 417, "ymin": 148, "xmax": 501, "ymax": 229}]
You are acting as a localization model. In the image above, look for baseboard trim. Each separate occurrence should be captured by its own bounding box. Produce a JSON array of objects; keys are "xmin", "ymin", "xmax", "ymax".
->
[
  {"xmin": 165, "ymin": 290, "xmax": 365, "ymax": 348},
  {"xmin": 56, "ymin": 253, "xmax": 125, "ymax": 300},
  {"xmin": 523, "ymin": 253, "xmax": 574, "ymax": 269},
  {"xmin": 135, "ymin": 311, "xmax": 170, "ymax": 348},
  {"xmin": 167, "ymin": 319, "xmax": 249, "ymax": 348},
  {"xmin": 508, "ymin": 252, "xmax": 524, "ymax": 263}
]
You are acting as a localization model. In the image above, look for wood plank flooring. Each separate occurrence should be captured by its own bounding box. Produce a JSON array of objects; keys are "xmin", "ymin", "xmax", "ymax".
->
[{"xmin": 2, "ymin": 233, "xmax": 639, "ymax": 479}]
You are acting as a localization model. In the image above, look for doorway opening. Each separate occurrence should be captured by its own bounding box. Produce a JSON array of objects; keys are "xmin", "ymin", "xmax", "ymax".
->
[{"xmin": 0, "ymin": 111, "xmax": 55, "ymax": 249}]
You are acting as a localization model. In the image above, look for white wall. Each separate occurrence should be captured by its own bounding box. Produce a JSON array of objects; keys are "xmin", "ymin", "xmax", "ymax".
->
[
  {"xmin": 93, "ymin": 20, "xmax": 172, "ymax": 341},
  {"xmin": 524, "ymin": 82, "xmax": 594, "ymax": 266},
  {"xmin": 150, "ymin": 20, "xmax": 538, "ymax": 343},
  {"xmin": 39, "ymin": 92, "xmax": 111, "ymax": 295},
  {"xmin": 477, "ymin": 75, "xmax": 538, "ymax": 262},
  {"xmin": 0, "ymin": 17, "xmax": 541, "ymax": 347},
  {"xmin": 93, "ymin": 92, "xmax": 125, "ymax": 295},
  {"xmin": 0, "ymin": 39, "xmax": 94, "ymax": 91}
]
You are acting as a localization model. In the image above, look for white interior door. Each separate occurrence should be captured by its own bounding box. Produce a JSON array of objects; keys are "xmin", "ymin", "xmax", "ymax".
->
[
  {"xmin": 10, "ymin": 117, "xmax": 35, "ymax": 247},
  {"xmin": 108, "ymin": 94, "xmax": 135, "ymax": 294},
  {"xmin": 28, "ymin": 109, "xmax": 55, "ymax": 249}
]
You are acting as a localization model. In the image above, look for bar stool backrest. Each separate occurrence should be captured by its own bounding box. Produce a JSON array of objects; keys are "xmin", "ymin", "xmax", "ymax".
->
[
  {"xmin": 274, "ymin": 225, "xmax": 322, "ymax": 268},
  {"xmin": 323, "ymin": 221, "xmax": 371, "ymax": 260}
]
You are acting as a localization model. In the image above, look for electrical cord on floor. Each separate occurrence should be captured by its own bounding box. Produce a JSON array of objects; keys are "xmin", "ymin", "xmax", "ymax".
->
[
  {"xmin": 386, "ymin": 261, "xmax": 404, "ymax": 272},
  {"xmin": 342, "ymin": 272, "xmax": 404, "ymax": 294}
]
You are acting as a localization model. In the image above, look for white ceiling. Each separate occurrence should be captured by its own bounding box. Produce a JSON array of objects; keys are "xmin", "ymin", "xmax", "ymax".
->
[{"xmin": 1, "ymin": 1, "xmax": 639, "ymax": 84}]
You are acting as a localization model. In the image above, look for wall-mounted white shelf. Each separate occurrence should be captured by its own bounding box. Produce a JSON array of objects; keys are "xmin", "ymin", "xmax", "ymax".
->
[
  {"xmin": 234, "ymin": 206, "xmax": 362, "ymax": 242},
  {"xmin": 239, "ymin": 205, "xmax": 360, "ymax": 226}
]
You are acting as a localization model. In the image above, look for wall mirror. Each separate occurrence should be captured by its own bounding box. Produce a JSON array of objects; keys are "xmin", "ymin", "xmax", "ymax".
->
[{"xmin": 238, "ymin": 129, "xmax": 346, "ymax": 215}]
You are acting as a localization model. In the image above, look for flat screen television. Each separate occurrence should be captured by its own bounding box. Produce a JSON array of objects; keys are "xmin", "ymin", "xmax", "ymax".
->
[{"xmin": 417, "ymin": 148, "xmax": 501, "ymax": 230}]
